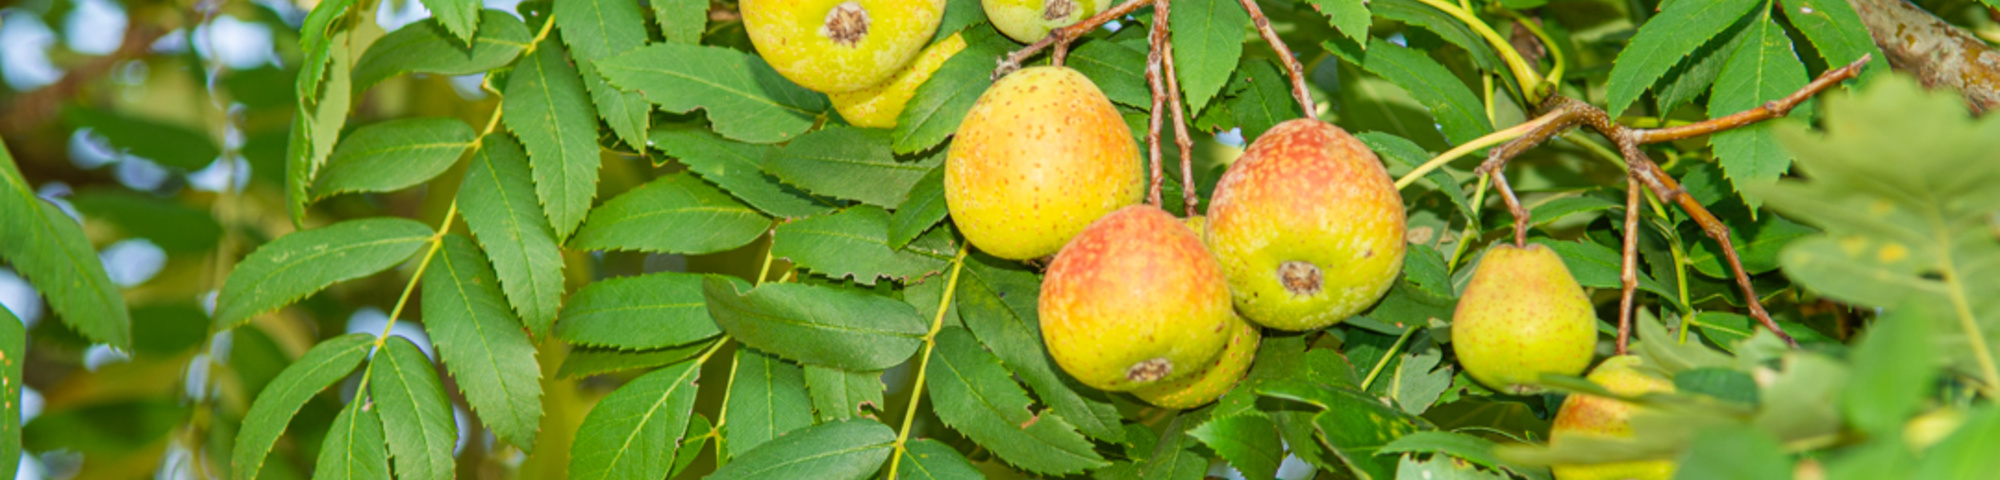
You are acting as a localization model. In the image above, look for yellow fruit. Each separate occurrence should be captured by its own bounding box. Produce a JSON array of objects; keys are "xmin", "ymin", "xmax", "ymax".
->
[
  {"xmin": 983, "ymin": 0, "xmax": 1101, "ymax": 43},
  {"xmin": 945, "ymin": 66, "xmax": 1143, "ymax": 260},
  {"xmin": 1451, "ymin": 243, "xmax": 1597, "ymax": 394},
  {"xmin": 1132, "ymin": 314, "xmax": 1260, "ymax": 409},
  {"xmin": 1550, "ymin": 356, "xmax": 1676, "ymax": 480},
  {"xmin": 1040, "ymin": 205, "xmax": 1233, "ymax": 392},
  {"xmin": 1205, "ymin": 119, "xmax": 1406, "ymax": 331},
  {"xmin": 829, "ymin": 33, "xmax": 967, "ymax": 128},
  {"xmin": 741, "ymin": 0, "xmax": 945, "ymax": 93}
]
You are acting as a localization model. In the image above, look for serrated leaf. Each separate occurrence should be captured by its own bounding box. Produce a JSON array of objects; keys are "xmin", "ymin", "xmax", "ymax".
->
[
  {"xmin": 314, "ymin": 395, "xmax": 390, "ymax": 480},
  {"xmin": 889, "ymin": 165, "xmax": 949, "ymax": 249},
  {"xmin": 63, "ymin": 107, "xmax": 221, "ymax": 170},
  {"xmin": 231, "ymin": 333, "xmax": 374, "ymax": 480},
  {"xmin": 894, "ymin": 26, "xmax": 1009, "ymax": 153},
  {"xmin": 1327, "ymin": 39, "xmax": 1494, "ymax": 145},
  {"xmin": 649, "ymin": 127, "xmax": 834, "ymax": 218},
  {"xmin": 287, "ymin": 32, "xmax": 353, "ymax": 224},
  {"xmin": 1309, "ymin": 0, "xmax": 1370, "ymax": 45},
  {"xmin": 1261, "ymin": 384, "xmax": 1424, "ymax": 480},
  {"xmin": 1357, "ymin": 131, "xmax": 1475, "ymax": 224},
  {"xmin": 423, "ymin": 235, "xmax": 543, "ymax": 451},
  {"xmin": 927, "ymin": 327, "xmax": 1108, "ymax": 475},
  {"xmin": 1527, "ymin": 237, "xmax": 1676, "ymax": 300},
  {"xmin": 895, "ymin": 438, "xmax": 984, "ymax": 480},
  {"xmin": 724, "ymin": 347, "xmax": 815, "ymax": 458},
  {"xmin": 580, "ymin": 65, "xmax": 654, "ymax": 150},
  {"xmin": 1709, "ymin": 14, "xmax": 1808, "ymax": 207},
  {"xmin": 1655, "ymin": 17, "xmax": 1750, "ymax": 115},
  {"xmin": 353, "ymin": 10, "xmax": 530, "ymax": 91},
  {"xmin": 597, "ymin": 43, "xmax": 828, "ymax": 144},
  {"xmin": 1171, "ymin": 0, "xmax": 1249, "ymax": 115},
  {"xmin": 569, "ymin": 173, "xmax": 770, "ymax": 254},
  {"xmin": 652, "ymin": 0, "xmax": 707, "ymax": 44},
  {"xmin": 314, "ymin": 117, "xmax": 474, "ymax": 199},
  {"xmin": 704, "ymin": 278, "xmax": 926, "ymax": 370},
  {"xmin": 1372, "ymin": 0, "xmax": 1502, "ymax": 71},
  {"xmin": 955, "ymin": 258, "xmax": 1123, "ymax": 441},
  {"xmin": 1603, "ymin": 0, "xmax": 1764, "ymax": 116},
  {"xmin": 458, "ymin": 134, "xmax": 565, "ymax": 336},
  {"xmin": 214, "ymin": 218, "xmax": 432, "ymax": 329},
  {"xmin": 295, "ymin": 0, "xmax": 354, "ymax": 105},
  {"xmin": 706, "ymin": 419, "xmax": 895, "ymax": 480},
  {"xmin": 1396, "ymin": 455, "xmax": 1509, "ymax": 480},
  {"xmin": 932, "ymin": 0, "xmax": 983, "ymax": 44},
  {"xmin": 1070, "ymin": 39, "xmax": 1151, "ymax": 109},
  {"xmin": 557, "ymin": 0, "xmax": 651, "ymax": 148},
  {"xmin": 772, "ymin": 206, "xmax": 952, "ymax": 285},
  {"xmin": 1137, "ymin": 413, "xmax": 1207, "ymax": 480},
  {"xmin": 1390, "ymin": 345, "xmax": 1452, "ymax": 415},
  {"xmin": 558, "ymin": 343, "xmax": 709, "ymax": 380},
  {"xmin": 504, "ymin": 39, "xmax": 602, "ymax": 238},
  {"xmin": 1526, "ymin": 194, "xmax": 1621, "ymax": 227},
  {"xmin": 418, "ymin": 0, "xmax": 479, "ymax": 43},
  {"xmin": 1380, "ymin": 431, "xmax": 1510, "ymax": 475},
  {"xmin": 370, "ymin": 337, "xmax": 457, "ymax": 480},
  {"xmin": 1777, "ymin": 0, "xmax": 1886, "ymax": 76},
  {"xmin": 0, "ymin": 147, "xmax": 130, "ymax": 347},
  {"xmin": 0, "ymin": 306, "xmax": 19, "ymax": 477},
  {"xmin": 570, "ymin": 359, "xmax": 704, "ymax": 480},
  {"xmin": 805, "ymin": 366, "xmax": 883, "ymax": 421},
  {"xmin": 556, "ymin": 272, "xmax": 737, "ymax": 350},
  {"xmin": 763, "ymin": 127, "xmax": 941, "ymax": 208},
  {"xmin": 68, "ymin": 189, "xmax": 223, "ymax": 253},
  {"xmin": 1225, "ymin": 58, "xmax": 1296, "ymax": 139},
  {"xmin": 1188, "ymin": 414, "xmax": 1283, "ymax": 480}
]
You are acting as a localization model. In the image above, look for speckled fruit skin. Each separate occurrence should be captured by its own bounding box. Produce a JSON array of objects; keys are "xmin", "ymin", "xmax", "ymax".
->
[
  {"xmin": 983, "ymin": 0, "xmax": 1101, "ymax": 43},
  {"xmin": 946, "ymin": 66, "xmax": 1143, "ymax": 260},
  {"xmin": 1551, "ymin": 356, "xmax": 1676, "ymax": 480},
  {"xmin": 829, "ymin": 33, "xmax": 966, "ymax": 128},
  {"xmin": 1205, "ymin": 119, "xmax": 1406, "ymax": 331},
  {"xmin": 742, "ymin": 0, "xmax": 945, "ymax": 93},
  {"xmin": 1040, "ymin": 205, "xmax": 1233, "ymax": 392},
  {"xmin": 1132, "ymin": 314, "xmax": 1260, "ymax": 409},
  {"xmin": 1450, "ymin": 243, "xmax": 1597, "ymax": 394}
]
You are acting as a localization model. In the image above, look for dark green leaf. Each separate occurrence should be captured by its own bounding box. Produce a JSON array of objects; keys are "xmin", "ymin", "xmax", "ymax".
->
[
  {"xmin": 569, "ymin": 173, "xmax": 770, "ymax": 255},
  {"xmin": 1225, "ymin": 58, "xmax": 1298, "ymax": 139},
  {"xmin": 0, "ymin": 306, "xmax": 18, "ymax": 477},
  {"xmin": 314, "ymin": 396, "xmax": 390, "ymax": 480},
  {"xmin": 772, "ymin": 206, "xmax": 952, "ymax": 285},
  {"xmin": 557, "ymin": 0, "xmax": 651, "ymax": 148},
  {"xmin": 1675, "ymin": 425, "xmax": 1791, "ymax": 480},
  {"xmin": 890, "ymin": 164, "xmax": 950, "ymax": 250},
  {"xmin": 763, "ymin": 127, "xmax": 941, "ymax": 208},
  {"xmin": 1380, "ymin": 431, "xmax": 1510, "ymax": 474},
  {"xmin": 353, "ymin": 10, "xmax": 530, "ymax": 91},
  {"xmin": 557, "ymin": 272, "xmax": 737, "ymax": 350},
  {"xmin": 1188, "ymin": 414, "xmax": 1283, "ymax": 480},
  {"xmin": 703, "ymin": 278, "xmax": 926, "ymax": 370},
  {"xmin": 371, "ymin": 337, "xmax": 457, "ymax": 480},
  {"xmin": 895, "ymin": 438, "xmax": 983, "ymax": 480},
  {"xmin": 1326, "ymin": 39, "xmax": 1494, "ymax": 145},
  {"xmin": 314, "ymin": 117, "xmax": 474, "ymax": 199},
  {"xmin": 597, "ymin": 43, "xmax": 828, "ymax": 144},
  {"xmin": 1137, "ymin": 413, "xmax": 1208, "ymax": 480},
  {"xmin": 956, "ymin": 257, "xmax": 1123, "ymax": 441},
  {"xmin": 423, "ymin": 235, "xmax": 543, "ymax": 451},
  {"xmin": 287, "ymin": 32, "xmax": 353, "ymax": 224},
  {"xmin": 1602, "ymin": 0, "xmax": 1763, "ymax": 116},
  {"xmin": 706, "ymin": 419, "xmax": 895, "ymax": 480},
  {"xmin": 894, "ymin": 26, "xmax": 1010, "ymax": 153},
  {"xmin": 804, "ymin": 365, "xmax": 883, "ymax": 421},
  {"xmin": 674, "ymin": 414, "xmax": 712, "ymax": 477},
  {"xmin": 1, "ymin": 146, "xmax": 130, "ymax": 347},
  {"xmin": 68, "ymin": 189, "xmax": 223, "ymax": 253},
  {"xmin": 1171, "ymin": 0, "xmax": 1249, "ymax": 115},
  {"xmin": 504, "ymin": 39, "xmax": 602, "ymax": 238},
  {"xmin": 418, "ymin": 0, "xmax": 480, "ymax": 43},
  {"xmin": 1070, "ymin": 39, "xmax": 1151, "ymax": 109},
  {"xmin": 1776, "ymin": 0, "xmax": 1887, "ymax": 75},
  {"xmin": 570, "ymin": 359, "xmax": 704, "ymax": 480},
  {"xmin": 1262, "ymin": 384, "xmax": 1424, "ymax": 480},
  {"xmin": 1527, "ymin": 237, "xmax": 1676, "ymax": 300},
  {"xmin": 64, "ymin": 107, "xmax": 221, "ymax": 170},
  {"xmin": 232, "ymin": 333, "xmax": 374, "ymax": 480},
  {"xmin": 652, "ymin": 0, "xmax": 707, "ymax": 44},
  {"xmin": 1686, "ymin": 209, "xmax": 1815, "ymax": 278},
  {"xmin": 214, "ymin": 218, "xmax": 432, "ymax": 329},
  {"xmin": 1371, "ymin": 0, "xmax": 1502, "ymax": 71},
  {"xmin": 558, "ymin": 343, "xmax": 710, "ymax": 380},
  {"xmin": 1357, "ymin": 131, "xmax": 1475, "ymax": 223},
  {"xmin": 932, "ymin": 0, "xmax": 983, "ymax": 44},
  {"xmin": 724, "ymin": 347, "xmax": 814, "ymax": 458},
  {"xmin": 928, "ymin": 327, "xmax": 1108, "ymax": 474},
  {"xmin": 1309, "ymin": 0, "xmax": 1370, "ymax": 44},
  {"xmin": 1709, "ymin": 14, "xmax": 1808, "ymax": 206},
  {"xmin": 1654, "ymin": 17, "xmax": 1750, "ymax": 115},
  {"xmin": 649, "ymin": 127, "xmax": 834, "ymax": 218},
  {"xmin": 458, "ymin": 134, "xmax": 565, "ymax": 336},
  {"xmin": 1674, "ymin": 368, "xmax": 1760, "ymax": 405}
]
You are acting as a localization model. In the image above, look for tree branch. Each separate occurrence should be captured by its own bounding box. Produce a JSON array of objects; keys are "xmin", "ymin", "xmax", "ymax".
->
[
  {"xmin": 1846, "ymin": 0, "xmax": 2000, "ymax": 113},
  {"xmin": 994, "ymin": 0, "xmax": 1153, "ymax": 78},
  {"xmin": 1235, "ymin": 0, "xmax": 1314, "ymax": 118}
]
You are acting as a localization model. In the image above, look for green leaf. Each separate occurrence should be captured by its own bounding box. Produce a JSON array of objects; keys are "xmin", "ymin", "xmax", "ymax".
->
[
  {"xmin": 458, "ymin": 134, "xmax": 565, "ymax": 336},
  {"xmin": 231, "ymin": 333, "xmax": 374, "ymax": 480},
  {"xmin": 314, "ymin": 395, "xmax": 390, "ymax": 480},
  {"xmin": 1069, "ymin": 39, "xmax": 1152, "ymax": 109},
  {"xmin": 1380, "ymin": 431, "xmax": 1518, "ymax": 476},
  {"xmin": 1224, "ymin": 58, "xmax": 1297, "ymax": 140},
  {"xmin": 569, "ymin": 173, "xmax": 770, "ymax": 255},
  {"xmin": 889, "ymin": 165, "xmax": 949, "ymax": 249},
  {"xmin": 772, "ymin": 206, "xmax": 953, "ymax": 285},
  {"xmin": 570, "ymin": 359, "xmax": 704, "ymax": 480},
  {"xmin": 652, "ymin": 0, "xmax": 708, "ymax": 44},
  {"xmin": 927, "ymin": 327, "xmax": 1108, "ymax": 475},
  {"xmin": 932, "ymin": 0, "xmax": 984, "ymax": 44},
  {"xmin": 1396, "ymin": 455, "xmax": 1510, "ymax": 480},
  {"xmin": 1527, "ymin": 237, "xmax": 1676, "ymax": 300},
  {"xmin": 1675, "ymin": 425, "xmax": 1791, "ymax": 480},
  {"xmin": 1603, "ymin": 0, "xmax": 1764, "ymax": 116},
  {"xmin": 1390, "ymin": 345, "xmax": 1452, "ymax": 415},
  {"xmin": 1709, "ymin": 14, "xmax": 1808, "ymax": 207},
  {"xmin": 286, "ymin": 31, "xmax": 353, "ymax": 224},
  {"xmin": 724, "ymin": 347, "xmax": 815, "ymax": 458},
  {"xmin": 1171, "ymin": 0, "xmax": 1249, "ymax": 115},
  {"xmin": 1674, "ymin": 367, "xmax": 1760, "ymax": 405},
  {"xmin": 1308, "ymin": 0, "xmax": 1370, "ymax": 45},
  {"xmin": 674, "ymin": 414, "xmax": 713, "ymax": 477},
  {"xmin": 313, "ymin": 117, "xmax": 474, "ymax": 199},
  {"xmin": 649, "ymin": 127, "xmax": 834, "ymax": 218},
  {"xmin": 1188, "ymin": 414, "xmax": 1283, "ymax": 480},
  {"xmin": 557, "ymin": 0, "xmax": 651, "ymax": 148},
  {"xmin": 706, "ymin": 419, "xmax": 895, "ymax": 480},
  {"xmin": 894, "ymin": 26, "xmax": 1010, "ymax": 154},
  {"xmin": 1685, "ymin": 208, "xmax": 1816, "ymax": 278},
  {"xmin": 1912, "ymin": 405, "xmax": 2000, "ymax": 479},
  {"xmin": 67, "ymin": 190, "xmax": 223, "ymax": 253},
  {"xmin": 1654, "ymin": 17, "xmax": 1750, "ymax": 115},
  {"xmin": 0, "ymin": 148, "xmax": 130, "ymax": 347},
  {"xmin": 63, "ymin": 107, "xmax": 221, "ymax": 170},
  {"xmin": 763, "ymin": 127, "xmax": 941, "ymax": 208},
  {"xmin": 1326, "ymin": 38, "xmax": 1494, "ymax": 145},
  {"xmin": 353, "ymin": 10, "xmax": 530, "ymax": 91},
  {"xmin": 418, "ymin": 0, "xmax": 479, "ymax": 43},
  {"xmin": 955, "ymin": 257, "xmax": 1123, "ymax": 441},
  {"xmin": 504, "ymin": 39, "xmax": 602, "ymax": 238},
  {"xmin": 1842, "ymin": 300, "xmax": 1938, "ymax": 434},
  {"xmin": 1137, "ymin": 413, "xmax": 1208, "ymax": 480},
  {"xmin": 558, "ymin": 343, "xmax": 709, "ymax": 379},
  {"xmin": 1357, "ymin": 131, "xmax": 1476, "ymax": 224},
  {"xmin": 1776, "ymin": 0, "xmax": 1887, "ymax": 76},
  {"xmin": 214, "ymin": 218, "xmax": 432, "ymax": 329},
  {"xmin": 804, "ymin": 366, "xmax": 883, "ymax": 421},
  {"xmin": 0, "ymin": 306, "xmax": 23, "ymax": 477},
  {"xmin": 894, "ymin": 438, "xmax": 984, "ymax": 480},
  {"xmin": 370, "ymin": 337, "xmax": 458, "ymax": 480},
  {"xmin": 1262, "ymin": 384, "xmax": 1424, "ymax": 480},
  {"xmin": 703, "ymin": 278, "xmax": 927, "ymax": 370},
  {"xmin": 1371, "ymin": 0, "xmax": 1502, "ymax": 71},
  {"xmin": 597, "ymin": 43, "xmax": 828, "ymax": 144},
  {"xmin": 423, "ymin": 235, "xmax": 543, "ymax": 451},
  {"xmin": 295, "ymin": 0, "xmax": 354, "ymax": 104},
  {"xmin": 556, "ymin": 272, "xmax": 737, "ymax": 350}
]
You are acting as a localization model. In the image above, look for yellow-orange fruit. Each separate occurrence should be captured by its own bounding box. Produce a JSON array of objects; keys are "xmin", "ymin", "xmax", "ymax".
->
[
  {"xmin": 945, "ymin": 66, "xmax": 1143, "ymax": 260},
  {"xmin": 1040, "ymin": 205, "xmax": 1233, "ymax": 392},
  {"xmin": 983, "ymin": 0, "xmax": 1101, "ymax": 43},
  {"xmin": 1205, "ymin": 119, "xmax": 1406, "ymax": 331},
  {"xmin": 741, "ymin": 0, "xmax": 945, "ymax": 93},
  {"xmin": 1550, "ymin": 355, "xmax": 1676, "ymax": 480},
  {"xmin": 1132, "ymin": 314, "xmax": 1259, "ymax": 409},
  {"xmin": 829, "ymin": 33, "xmax": 967, "ymax": 128},
  {"xmin": 1451, "ymin": 243, "xmax": 1597, "ymax": 394}
]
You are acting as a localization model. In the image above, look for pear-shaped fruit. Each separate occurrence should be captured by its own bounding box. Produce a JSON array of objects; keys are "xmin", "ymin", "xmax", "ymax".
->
[
  {"xmin": 983, "ymin": 0, "xmax": 1102, "ymax": 43},
  {"xmin": 1041, "ymin": 205, "xmax": 1233, "ymax": 392},
  {"xmin": 829, "ymin": 33, "xmax": 967, "ymax": 128},
  {"xmin": 1451, "ymin": 243, "xmax": 1596, "ymax": 394},
  {"xmin": 742, "ymin": 0, "xmax": 945, "ymax": 93},
  {"xmin": 1205, "ymin": 119, "xmax": 1406, "ymax": 331},
  {"xmin": 946, "ymin": 66, "xmax": 1143, "ymax": 260},
  {"xmin": 1550, "ymin": 355, "xmax": 1676, "ymax": 480},
  {"xmin": 1132, "ymin": 314, "xmax": 1260, "ymax": 409}
]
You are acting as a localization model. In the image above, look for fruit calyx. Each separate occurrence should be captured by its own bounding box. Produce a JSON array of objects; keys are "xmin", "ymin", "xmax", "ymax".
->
[
  {"xmin": 820, "ymin": 2, "xmax": 870, "ymax": 47},
  {"xmin": 1043, "ymin": 0, "xmax": 1077, "ymax": 20},
  {"xmin": 1277, "ymin": 260, "xmax": 1322, "ymax": 296},
  {"xmin": 1126, "ymin": 357, "xmax": 1172, "ymax": 382}
]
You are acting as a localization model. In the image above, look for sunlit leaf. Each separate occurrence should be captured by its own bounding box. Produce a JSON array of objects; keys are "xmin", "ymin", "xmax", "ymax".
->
[
  {"xmin": 370, "ymin": 337, "xmax": 457, "ymax": 480},
  {"xmin": 504, "ymin": 39, "xmax": 602, "ymax": 238},
  {"xmin": 417, "ymin": 0, "xmax": 480, "ymax": 44},
  {"xmin": 894, "ymin": 26, "xmax": 1010, "ymax": 153},
  {"xmin": 232, "ymin": 334, "xmax": 374, "ymax": 480},
  {"xmin": 704, "ymin": 278, "xmax": 926, "ymax": 370},
  {"xmin": 556, "ymin": 272, "xmax": 736, "ymax": 350},
  {"xmin": 1602, "ymin": 0, "xmax": 1763, "ymax": 116},
  {"xmin": 1708, "ymin": 13, "xmax": 1808, "ymax": 207},
  {"xmin": 724, "ymin": 347, "xmax": 814, "ymax": 458},
  {"xmin": 927, "ymin": 327, "xmax": 1108, "ymax": 475},
  {"xmin": 353, "ymin": 10, "xmax": 529, "ymax": 91},
  {"xmin": 214, "ymin": 218, "xmax": 432, "ymax": 329},
  {"xmin": 557, "ymin": 0, "xmax": 651, "ymax": 148},
  {"xmin": 1170, "ymin": 0, "xmax": 1248, "ymax": 115},
  {"xmin": 706, "ymin": 419, "xmax": 896, "ymax": 480},
  {"xmin": 571, "ymin": 359, "xmax": 704, "ymax": 480},
  {"xmin": 570, "ymin": 173, "xmax": 770, "ymax": 255},
  {"xmin": 314, "ymin": 395, "xmax": 390, "ymax": 480},
  {"xmin": 1326, "ymin": 38, "xmax": 1493, "ymax": 145},
  {"xmin": 1, "ymin": 144, "xmax": 130, "ymax": 347},
  {"xmin": 458, "ymin": 134, "xmax": 565, "ymax": 336},
  {"xmin": 313, "ymin": 117, "xmax": 474, "ymax": 200},
  {"xmin": 423, "ymin": 235, "xmax": 543, "ymax": 451},
  {"xmin": 597, "ymin": 43, "xmax": 828, "ymax": 144}
]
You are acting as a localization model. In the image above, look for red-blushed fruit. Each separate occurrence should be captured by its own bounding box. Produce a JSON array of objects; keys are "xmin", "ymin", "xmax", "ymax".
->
[
  {"xmin": 1040, "ymin": 205, "xmax": 1233, "ymax": 392},
  {"xmin": 1549, "ymin": 355, "xmax": 1676, "ymax": 480},
  {"xmin": 1205, "ymin": 119, "xmax": 1406, "ymax": 331},
  {"xmin": 1131, "ymin": 313, "xmax": 1259, "ymax": 409},
  {"xmin": 946, "ymin": 66, "xmax": 1144, "ymax": 260},
  {"xmin": 1451, "ymin": 243, "xmax": 1597, "ymax": 394},
  {"xmin": 741, "ymin": 0, "xmax": 945, "ymax": 93},
  {"xmin": 828, "ymin": 32, "xmax": 967, "ymax": 128}
]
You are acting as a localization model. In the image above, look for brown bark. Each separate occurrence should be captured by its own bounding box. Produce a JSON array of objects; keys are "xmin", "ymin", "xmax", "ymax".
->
[{"xmin": 1847, "ymin": 0, "xmax": 2000, "ymax": 113}]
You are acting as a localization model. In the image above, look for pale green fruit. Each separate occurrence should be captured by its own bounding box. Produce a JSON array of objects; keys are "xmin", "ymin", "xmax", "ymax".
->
[
  {"xmin": 742, "ymin": 0, "xmax": 945, "ymax": 93},
  {"xmin": 1550, "ymin": 355, "xmax": 1676, "ymax": 480},
  {"xmin": 982, "ymin": 0, "xmax": 1101, "ymax": 43},
  {"xmin": 1450, "ymin": 243, "xmax": 1596, "ymax": 394}
]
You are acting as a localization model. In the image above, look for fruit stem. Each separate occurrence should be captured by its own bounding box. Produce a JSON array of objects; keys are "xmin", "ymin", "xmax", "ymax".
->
[
  {"xmin": 884, "ymin": 244, "xmax": 971, "ymax": 480},
  {"xmin": 1360, "ymin": 325, "xmax": 1422, "ymax": 392},
  {"xmin": 1391, "ymin": 115, "xmax": 1549, "ymax": 190},
  {"xmin": 993, "ymin": 0, "xmax": 1152, "ymax": 78}
]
